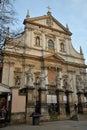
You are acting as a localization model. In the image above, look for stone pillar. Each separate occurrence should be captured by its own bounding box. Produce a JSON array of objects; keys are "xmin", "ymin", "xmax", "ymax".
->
[
  {"xmin": 44, "ymin": 67, "xmax": 48, "ymax": 94},
  {"xmin": 65, "ymin": 90, "xmax": 74, "ymax": 117},
  {"xmin": 38, "ymin": 88, "xmax": 47, "ymax": 113},
  {"xmin": 77, "ymin": 90, "xmax": 84, "ymax": 113},
  {"xmin": 26, "ymin": 87, "xmax": 35, "ymax": 124},
  {"xmin": 56, "ymin": 89, "xmax": 66, "ymax": 120},
  {"xmin": 25, "ymin": 66, "xmax": 35, "ymax": 124},
  {"xmin": 37, "ymin": 71, "xmax": 50, "ymax": 121}
]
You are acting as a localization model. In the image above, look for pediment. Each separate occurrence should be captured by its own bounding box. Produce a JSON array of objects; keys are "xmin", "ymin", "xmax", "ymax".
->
[
  {"xmin": 43, "ymin": 53, "xmax": 65, "ymax": 63},
  {"xmin": 24, "ymin": 12, "xmax": 72, "ymax": 35}
]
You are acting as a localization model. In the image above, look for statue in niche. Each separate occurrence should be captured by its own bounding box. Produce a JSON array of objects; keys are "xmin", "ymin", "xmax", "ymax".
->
[
  {"xmin": 36, "ymin": 36, "xmax": 40, "ymax": 46},
  {"xmin": 15, "ymin": 76, "xmax": 20, "ymax": 86}
]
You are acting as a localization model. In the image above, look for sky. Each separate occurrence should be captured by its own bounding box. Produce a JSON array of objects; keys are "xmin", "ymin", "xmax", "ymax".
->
[{"xmin": 14, "ymin": 0, "xmax": 87, "ymax": 63}]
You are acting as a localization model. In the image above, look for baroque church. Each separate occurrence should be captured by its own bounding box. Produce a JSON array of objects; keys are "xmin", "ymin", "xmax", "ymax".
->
[{"xmin": 0, "ymin": 10, "xmax": 87, "ymax": 123}]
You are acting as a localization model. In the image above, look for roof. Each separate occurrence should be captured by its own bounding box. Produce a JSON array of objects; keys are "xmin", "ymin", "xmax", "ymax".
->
[{"xmin": 0, "ymin": 83, "xmax": 11, "ymax": 93}]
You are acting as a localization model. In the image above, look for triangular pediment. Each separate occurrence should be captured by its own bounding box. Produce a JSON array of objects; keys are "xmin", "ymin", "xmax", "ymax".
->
[
  {"xmin": 43, "ymin": 53, "xmax": 65, "ymax": 63},
  {"xmin": 24, "ymin": 12, "xmax": 72, "ymax": 36}
]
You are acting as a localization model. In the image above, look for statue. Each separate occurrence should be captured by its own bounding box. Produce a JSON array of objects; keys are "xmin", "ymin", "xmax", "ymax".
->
[
  {"xmin": 84, "ymin": 77, "xmax": 87, "ymax": 88},
  {"xmin": 38, "ymin": 71, "xmax": 47, "ymax": 88},
  {"xmin": 56, "ymin": 70, "xmax": 63, "ymax": 89},
  {"xmin": 63, "ymin": 76, "xmax": 72, "ymax": 91},
  {"xmin": 56, "ymin": 72, "xmax": 61, "ymax": 88},
  {"xmin": 76, "ymin": 76, "xmax": 84, "ymax": 91},
  {"xmin": 25, "ymin": 67, "xmax": 34, "ymax": 87}
]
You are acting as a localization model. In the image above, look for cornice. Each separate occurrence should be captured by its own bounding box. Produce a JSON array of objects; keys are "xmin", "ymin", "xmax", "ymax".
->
[
  {"xmin": 3, "ymin": 51, "xmax": 41, "ymax": 61},
  {"xmin": 59, "ymin": 53, "xmax": 85, "ymax": 61},
  {"xmin": 65, "ymin": 61, "xmax": 87, "ymax": 68},
  {"xmin": 3, "ymin": 50, "xmax": 87, "ymax": 68}
]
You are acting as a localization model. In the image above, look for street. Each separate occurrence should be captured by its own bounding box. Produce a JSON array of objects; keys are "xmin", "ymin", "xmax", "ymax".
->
[{"xmin": 0, "ymin": 120, "xmax": 87, "ymax": 130}]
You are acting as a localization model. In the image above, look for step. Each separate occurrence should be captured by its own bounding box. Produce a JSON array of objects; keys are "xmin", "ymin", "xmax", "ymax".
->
[{"xmin": 78, "ymin": 114, "xmax": 87, "ymax": 121}]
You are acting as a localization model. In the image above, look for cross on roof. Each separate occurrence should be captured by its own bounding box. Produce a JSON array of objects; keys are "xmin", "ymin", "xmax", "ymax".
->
[{"xmin": 47, "ymin": 6, "xmax": 51, "ymax": 12}]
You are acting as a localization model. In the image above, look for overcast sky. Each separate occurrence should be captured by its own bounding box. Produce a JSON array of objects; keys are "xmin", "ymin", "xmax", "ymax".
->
[{"xmin": 14, "ymin": 0, "xmax": 87, "ymax": 63}]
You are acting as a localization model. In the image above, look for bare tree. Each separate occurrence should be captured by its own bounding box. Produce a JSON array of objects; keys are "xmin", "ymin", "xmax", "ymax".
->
[{"xmin": 0, "ymin": 0, "xmax": 17, "ymax": 45}]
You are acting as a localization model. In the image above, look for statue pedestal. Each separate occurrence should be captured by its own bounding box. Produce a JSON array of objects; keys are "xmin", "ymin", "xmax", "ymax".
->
[
  {"xmin": 77, "ymin": 90, "xmax": 84, "ymax": 113},
  {"xmin": 26, "ymin": 87, "xmax": 35, "ymax": 124},
  {"xmin": 65, "ymin": 90, "xmax": 74, "ymax": 117},
  {"xmin": 56, "ymin": 89, "xmax": 66, "ymax": 120},
  {"xmin": 38, "ymin": 87, "xmax": 50, "ymax": 121}
]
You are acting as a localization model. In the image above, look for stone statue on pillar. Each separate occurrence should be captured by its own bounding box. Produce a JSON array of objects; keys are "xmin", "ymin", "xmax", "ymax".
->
[
  {"xmin": 63, "ymin": 76, "xmax": 72, "ymax": 91},
  {"xmin": 56, "ymin": 69, "xmax": 63, "ymax": 89},
  {"xmin": 25, "ymin": 66, "xmax": 34, "ymax": 87},
  {"xmin": 76, "ymin": 76, "xmax": 84, "ymax": 92},
  {"xmin": 38, "ymin": 71, "xmax": 47, "ymax": 88}
]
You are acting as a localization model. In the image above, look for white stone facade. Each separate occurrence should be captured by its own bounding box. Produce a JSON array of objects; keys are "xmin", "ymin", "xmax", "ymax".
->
[{"xmin": 1, "ymin": 11, "xmax": 87, "ymax": 116}]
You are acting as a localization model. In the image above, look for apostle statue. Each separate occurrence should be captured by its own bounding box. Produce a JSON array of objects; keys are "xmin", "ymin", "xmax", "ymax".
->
[
  {"xmin": 38, "ymin": 71, "xmax": 47, "ymax": 88},
  {"xmin": 25, "ymin": 67, "xmax": 34, "ymax": 87},
  {"xmin": 56, "ymin": 69, "xmax": 63, "ymax": 89},
  {"xmin": 63, "ymin": 76, "xmax": 72, "ymax": 91}
]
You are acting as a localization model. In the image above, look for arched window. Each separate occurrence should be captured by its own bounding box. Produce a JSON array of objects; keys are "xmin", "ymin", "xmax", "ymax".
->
[
  {"xmin": 60, "ymin": 43, "xmax": 65, "ymax": 52},
  {"xmin": 48, "ymin": 39, "xmax": 54, "ymax": 49},
  {"xmin": 36, "ymin": 36, "xmax": 40, "ymax": 46}
]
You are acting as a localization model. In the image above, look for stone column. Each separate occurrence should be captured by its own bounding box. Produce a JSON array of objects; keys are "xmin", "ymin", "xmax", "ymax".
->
[
  {"xmin": 38, "ymin": 71, "xmax": 50, "ymax": 121},
  {"xmin": 65, "ymin": 90, "xmax": 74, "ymax": 117},
  {"xmin": 26, "ymin": 87, "xmax": 35, "ymax": 124},
  {"xmin": 38, "ymin": 88, "xmax": 47, "ymax": 113},
  {"xmin": 77, "ymin": 90, "xmax": 84, "ymax": 113},
  {"xmin": 55, "ymin": 68, "xmax": 66, "ymax": 119},
  {"xmin": 56, "ymin": 89, "xmax": 66, "ymax": 120},
  {"xmin": 25, "ymin": 66, "xmax": 35, "ymax": 124},
  {"xmin": 44, "ymin": 67, "xmax": 48, "ymax": 94}
]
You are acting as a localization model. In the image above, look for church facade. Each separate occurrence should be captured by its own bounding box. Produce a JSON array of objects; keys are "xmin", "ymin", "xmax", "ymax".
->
[{"xmin": 1, "ymin": 10, "xmax": 87, "ymax": 123}]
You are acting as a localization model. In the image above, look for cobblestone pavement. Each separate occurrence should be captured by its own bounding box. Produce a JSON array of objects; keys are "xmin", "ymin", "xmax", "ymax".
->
[{"xmin": 0, "ymin": 120, "xmax": 87, "ymax": 130}]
